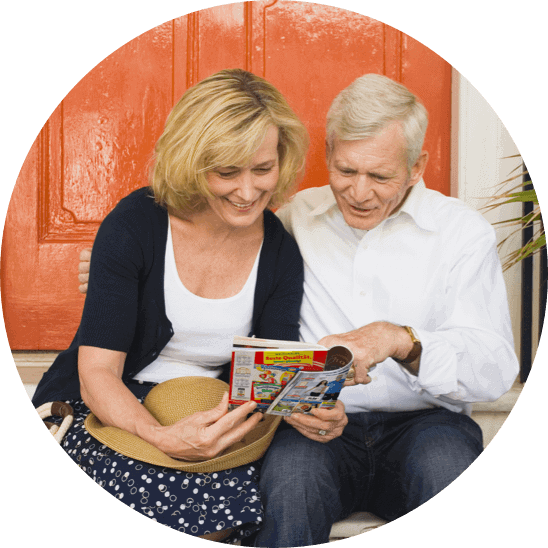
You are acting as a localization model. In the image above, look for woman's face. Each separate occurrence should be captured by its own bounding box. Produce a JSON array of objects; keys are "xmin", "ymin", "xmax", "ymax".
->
[{"xmin": 205, "ymin": 125, "xmax": 280, "ymax": 229}]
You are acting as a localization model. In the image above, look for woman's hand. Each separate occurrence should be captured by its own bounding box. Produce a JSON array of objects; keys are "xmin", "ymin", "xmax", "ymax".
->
[
  {"xmin": 284, "ymin": 400, "xmax": 347, "ymax": 443},
  {"xmin": 152, "ymin": 393, "xmax": 264, "ymax": 461}
]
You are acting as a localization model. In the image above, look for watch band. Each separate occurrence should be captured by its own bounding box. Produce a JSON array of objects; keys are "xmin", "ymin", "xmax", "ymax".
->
[{"xmin": 393, "ymin": 326, "xmax": 422, "ymax": 365}]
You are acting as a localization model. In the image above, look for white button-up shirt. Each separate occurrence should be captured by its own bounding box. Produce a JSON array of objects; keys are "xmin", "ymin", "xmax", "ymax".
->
[{"xmin": 277, "ymin": 181, "xmax": 519, "ymax": 415}]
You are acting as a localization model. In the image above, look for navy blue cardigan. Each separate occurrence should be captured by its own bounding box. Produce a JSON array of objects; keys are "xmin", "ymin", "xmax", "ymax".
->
[{"xmin": 32, "ymin": 188, "xmax": 304, "ymax": 407}]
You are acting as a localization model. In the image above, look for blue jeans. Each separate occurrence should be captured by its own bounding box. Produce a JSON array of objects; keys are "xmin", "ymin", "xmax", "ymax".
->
[{"xmin": 253, "ymin": 408, "xmax": 483, "ymax": 547}]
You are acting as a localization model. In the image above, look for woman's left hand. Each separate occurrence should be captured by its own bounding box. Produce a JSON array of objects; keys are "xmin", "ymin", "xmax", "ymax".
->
[{"xmin": 284, "ymin": 400, "xmax": 347, "ymax": 443}]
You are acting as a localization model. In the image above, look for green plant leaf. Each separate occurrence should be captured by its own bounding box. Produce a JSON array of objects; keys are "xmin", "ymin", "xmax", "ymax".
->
[
  {"xmin": 483, "ymin": 155, "xmax": 544, "ymax": 271},
  {"xmin": 506, "ymin": 189, "xmax": 537, "ymax": 203}
]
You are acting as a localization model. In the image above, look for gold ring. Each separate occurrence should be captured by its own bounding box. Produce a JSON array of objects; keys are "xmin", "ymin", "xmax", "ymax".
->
[
  {"xmin": 346, "ymin": 364, "xmax": 356, "ymax": 380},
  {"xmin": 318, "ymin": 430, "xmax": 327, "ymax": 436}
]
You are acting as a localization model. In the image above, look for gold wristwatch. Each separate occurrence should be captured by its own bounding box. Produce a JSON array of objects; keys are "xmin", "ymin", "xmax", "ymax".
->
[{"xmin": 393, "ymin": 326, "xmax": 422, "ymax": 365}]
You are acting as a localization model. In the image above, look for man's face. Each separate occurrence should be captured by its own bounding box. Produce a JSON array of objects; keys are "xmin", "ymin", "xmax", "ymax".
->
[{"xmin": 327, "ymin": 121, "xmax": 428, "ymax": 230}]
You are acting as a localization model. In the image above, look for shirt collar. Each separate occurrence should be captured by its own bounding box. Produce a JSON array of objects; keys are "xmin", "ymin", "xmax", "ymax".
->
[
  {"xmin": 309, "ymin": 187, "xmax": 339, "ymax": 217},
  {"xmin": 309, "ymin": 179, "xmax": 437, "ymax": 232},
  {"xmin": 394, "ymin": 180, "xmax": 437, "ymax": 232}
]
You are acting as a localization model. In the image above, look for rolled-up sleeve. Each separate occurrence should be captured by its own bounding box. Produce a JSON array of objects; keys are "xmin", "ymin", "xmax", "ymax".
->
[{"xmin": 404, "ymin": 229, "xmax": 519, "ymax": 403}]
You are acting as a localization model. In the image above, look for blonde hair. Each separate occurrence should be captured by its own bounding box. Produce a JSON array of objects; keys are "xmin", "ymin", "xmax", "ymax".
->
[
  {"xmin": 150, "ymin": 69, "xmax": 309, "ymax": 212},
  {"xmin": 326, "ymin": 74, "xmax": 428, "ymax": 171}
]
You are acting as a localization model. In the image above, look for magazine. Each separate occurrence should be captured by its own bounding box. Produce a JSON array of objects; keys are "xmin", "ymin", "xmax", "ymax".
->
[{"xmin": 228, "ymin": 336, "xmax": 354, "ymax": 415}]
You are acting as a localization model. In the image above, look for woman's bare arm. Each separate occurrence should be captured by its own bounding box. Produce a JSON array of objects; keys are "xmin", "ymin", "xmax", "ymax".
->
[
  {"xmin": 79, "ymin": 345, "xmax": 162, "ymax": 442},
  {"xmin": 78, "ymin": 345, "xmax": 262, "ymax": 461}
]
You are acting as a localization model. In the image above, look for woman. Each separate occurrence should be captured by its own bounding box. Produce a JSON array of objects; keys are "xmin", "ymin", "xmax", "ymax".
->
[{"xmin": 31, "ymin": 69, "xmax": 308, "ymax": 541}]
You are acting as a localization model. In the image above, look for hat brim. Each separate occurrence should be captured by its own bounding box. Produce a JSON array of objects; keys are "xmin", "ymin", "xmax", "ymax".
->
[
  {"xmin": 84, "ymin": 377, "xmax": 282, "ymax": 472},
  {"xmin": 85, "ymin": 413, "xmax": 281, "ymax": 472}
]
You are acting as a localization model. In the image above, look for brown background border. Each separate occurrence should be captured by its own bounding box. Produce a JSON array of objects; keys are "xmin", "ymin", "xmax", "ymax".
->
[{"xmin": 0, "ymin": 0, "xmax": 548, "ymax": 548}]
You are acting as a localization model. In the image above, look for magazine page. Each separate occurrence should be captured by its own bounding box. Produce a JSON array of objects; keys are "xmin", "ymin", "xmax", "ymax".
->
[
  {"xmin": 266, "ymin": 346, "xmax": 353, "ymax": 415},
  {"xmin": 232, "ymin": 335, "xmax": 326, "ymax": 350},
  {"xmin": 228, "ymin": 344, "xmax": 328, "ymax": 412}
]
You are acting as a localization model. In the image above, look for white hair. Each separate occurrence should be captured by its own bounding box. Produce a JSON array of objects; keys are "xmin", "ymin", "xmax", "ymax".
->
[{"xmin": 326, "ymin": 74, "xmax": 428, "ymax": 170}]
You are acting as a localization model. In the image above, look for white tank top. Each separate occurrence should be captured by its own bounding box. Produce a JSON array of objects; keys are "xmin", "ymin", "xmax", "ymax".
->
[{"xmin": 133, "ymin": 218, "xmax": 261, "ymax": 383}]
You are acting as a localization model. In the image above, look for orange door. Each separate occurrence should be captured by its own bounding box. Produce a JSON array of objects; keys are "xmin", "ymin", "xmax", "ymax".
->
[{"xmin": 2, "ymin": 1, "xmax": 451, "ymax": 350}]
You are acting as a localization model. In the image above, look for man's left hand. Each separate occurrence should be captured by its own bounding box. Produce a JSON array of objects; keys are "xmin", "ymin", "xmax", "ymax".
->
[
  {"xmin": 78, "ymin": 248, "xmax": 92, "ymax": 294},
  {"xmin": 284, "ymin": 400, "xmax": 347, "ymax": 443},
  {"xmin": 319, "ymin": 322, "xmax": 414, "ymax": 386}
]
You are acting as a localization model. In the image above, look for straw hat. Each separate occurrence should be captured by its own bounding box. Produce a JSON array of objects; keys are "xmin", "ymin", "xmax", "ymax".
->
[{"xmin": 84, "ymin": 377, "xmax": 281, "ymax": 473}]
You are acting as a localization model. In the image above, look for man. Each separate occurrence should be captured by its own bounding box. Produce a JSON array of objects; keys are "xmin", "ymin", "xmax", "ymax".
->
[
  {"xmin": 78, "ymin": 74, "xmax": 518, "ymax": 547},
  {"xmin": 250, "ymin": 73, "xmax": 518, "ymax": 547}
]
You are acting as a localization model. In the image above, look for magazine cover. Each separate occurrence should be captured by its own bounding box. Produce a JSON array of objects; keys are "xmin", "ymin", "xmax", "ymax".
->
[{"xmin": 228, "ymin": 337, "xmax": 353, "ymax": 414}]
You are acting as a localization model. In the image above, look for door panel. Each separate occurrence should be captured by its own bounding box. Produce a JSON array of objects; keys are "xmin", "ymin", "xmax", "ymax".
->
[
  {"xmin": 2, "ymin": 1, "xmax": 451, "ymax": 349},
  {"xmin": 42, "ymin": 21, "xmax": 176, "ymax": 242},
  {"xmin": 262, "ymin": 2, "xmax": 390, "ymax": 191},
  {"xmin": 197, "ymin": 3, "xmax": 248, "ymax": 76}
]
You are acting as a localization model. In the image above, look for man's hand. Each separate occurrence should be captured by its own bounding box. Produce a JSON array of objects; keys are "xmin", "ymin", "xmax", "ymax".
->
[
  {"xmin": 78, "ymin": 248, "xmax": 92, "ymax": 294},
  {"xmin": 284, "ymin": 400, "xmax": 347, "ymax": 443},
  {"xmin": 319, "ymin": 322, "xmax": 415, "ymax": 386}
]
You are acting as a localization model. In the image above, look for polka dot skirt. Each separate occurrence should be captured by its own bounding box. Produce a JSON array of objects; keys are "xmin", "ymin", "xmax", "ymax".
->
[{"xmin": 58, "ymin": 383, "xmax": 263, "ymax": 541}]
